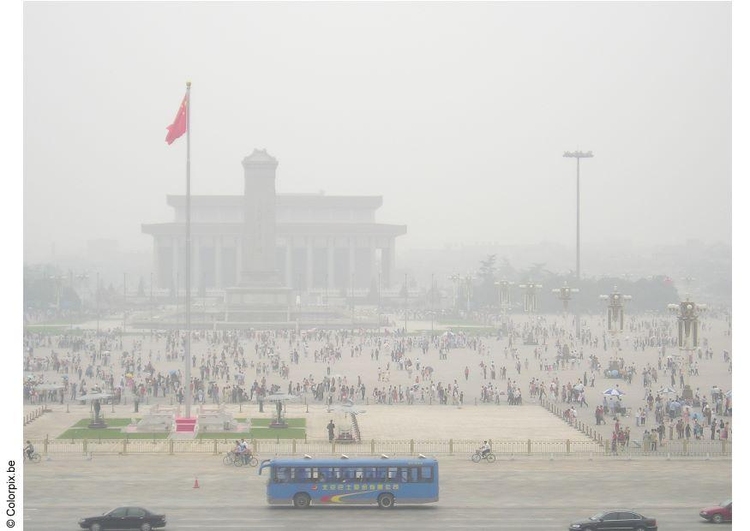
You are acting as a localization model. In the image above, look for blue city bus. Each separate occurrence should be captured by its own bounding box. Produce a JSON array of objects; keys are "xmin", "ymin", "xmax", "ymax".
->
[{"xmin": 258, "ymin": 455, "xmax": 439, "ymax": 508}]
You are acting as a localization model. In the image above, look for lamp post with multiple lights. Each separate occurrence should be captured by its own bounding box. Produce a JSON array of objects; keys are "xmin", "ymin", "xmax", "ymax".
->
[
  {"xmin": 668, "ymin": 296, "xmax": 706, "ymax": 397},
  {"xmin": 552, "ymin": 281, "xmax": 579, "ymax": 316},
  {"xmin": 599, "ymin": 286, "xmax": 631, "ymax": 334}
]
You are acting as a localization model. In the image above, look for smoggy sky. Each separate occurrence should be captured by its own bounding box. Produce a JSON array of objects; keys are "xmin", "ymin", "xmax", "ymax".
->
[{"xmin": 21, "ymin": 1, "xmax": 733, "ymax": 263}]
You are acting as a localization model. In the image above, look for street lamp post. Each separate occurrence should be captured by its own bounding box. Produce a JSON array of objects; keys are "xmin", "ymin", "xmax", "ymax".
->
[
  {"xmin": 668, "ymin": 296, "xmax": 707, "ymax": 397},
  {"xmin": 519, "ymin": 280, "xmax": 543, "ymax": 314},
  {"xmin": 563, "ymin": 149, "xmax": 593, "ymax": 339},
  {"xmin": 599, "ymin": 286, "xmax": 631, "ymax": 335},
  {"xmin": 552, "ymin": 281, "xmax": 579, "ymax": 316},
  {"xmin": 464, "ymin": 274, "xmax": 474, "ymax": 314},
  {"xmin": 448, "ymin": 274, "xmax": 461, "ymax": 314}
]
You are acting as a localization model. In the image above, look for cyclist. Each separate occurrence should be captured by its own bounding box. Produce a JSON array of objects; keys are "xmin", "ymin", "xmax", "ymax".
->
[
  {"xmin": 478, "ymin": 440, "xmax": 491, "ymax": 458},
  {"xmin": 24, "ymin": 440, "xmax": 35, "ymax": 461},
  {"xmin": 239, "ymin": 438, "xmax": 250, "ymax": 465}
]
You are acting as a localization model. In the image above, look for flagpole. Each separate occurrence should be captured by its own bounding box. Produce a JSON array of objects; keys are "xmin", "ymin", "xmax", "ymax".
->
[{"xmin": 184, "ymin": 80, "xmax": 192, "ymax": 419}]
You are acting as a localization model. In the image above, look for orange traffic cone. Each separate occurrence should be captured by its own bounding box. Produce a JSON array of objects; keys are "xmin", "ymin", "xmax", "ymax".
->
[{"xmin": 193, "ymin": 477, "xmax": 200, "ymax": 489}]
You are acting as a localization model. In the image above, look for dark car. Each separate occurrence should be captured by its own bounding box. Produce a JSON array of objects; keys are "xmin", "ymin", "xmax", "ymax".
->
[
  {"xmin": 78, "ymin": 506, "xmax": 166, "ymax": 531},
  {"xmin": 700, "ymin": 498, "xmax": 732, "ymax": 523},
  {"xmin": 569, "ymin": 510, "xmax": 658, "ymax": 531}
]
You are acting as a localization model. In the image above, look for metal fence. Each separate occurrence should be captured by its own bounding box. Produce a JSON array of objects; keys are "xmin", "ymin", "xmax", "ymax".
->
[{"xmin": 29, "ymin": 436, "xmax": 729, "ymax": 459}]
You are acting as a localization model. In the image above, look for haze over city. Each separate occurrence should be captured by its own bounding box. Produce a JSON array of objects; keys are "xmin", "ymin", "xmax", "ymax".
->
[{"xmin": 21, "ymin": 1, "xmax": 732, "ymax": 265}]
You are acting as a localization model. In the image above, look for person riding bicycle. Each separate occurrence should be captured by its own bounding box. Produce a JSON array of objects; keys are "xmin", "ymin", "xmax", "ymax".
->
[
  {"xmin": 478, "ymin": 440, "xmax": 491, "ymax": 458},
  {"xmin": 24, "ymin": 440, "xmax": 35, "ymax": 461},
  {"xmin": 238, "ymin": 438, "xmax": 251, "ymax": 465}
]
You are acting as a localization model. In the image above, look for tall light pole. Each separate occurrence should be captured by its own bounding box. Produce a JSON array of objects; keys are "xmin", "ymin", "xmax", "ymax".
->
[
  {"xmin": 403, "ymin": 272, "xmax": 408, "ymax": 333},
  {"xmin": 96, "ymin": 272, "xmax": 100, "ymax": 337},
  {"xmin": 430, "ymin": 273, "xmax": 435, "ymax": 336},
  {"xmin": 563, "ymin": 149, "xmax": 593, "ymax": 339}
]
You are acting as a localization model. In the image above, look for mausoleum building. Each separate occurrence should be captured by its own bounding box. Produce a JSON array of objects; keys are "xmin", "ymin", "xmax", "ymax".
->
[{"xmin": 142, "ymin": 150, "xmax": 406, "ymax": 297}]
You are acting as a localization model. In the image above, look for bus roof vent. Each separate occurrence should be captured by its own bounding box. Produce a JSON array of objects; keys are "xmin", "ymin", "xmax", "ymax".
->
[
  {"xmin": 340, "ymin": 454, "xmax": 349, "ymax": 459},
  {"xmin": 418, "ymin": 454, "xmax": 427, "ymax": 459},
  {"xmin": 303, "ymin": 454, "xmax": 312, "ymax": 459},
  {"xmin": 380, "ymin": 454, "xmax": 389, "ymax": 459}
]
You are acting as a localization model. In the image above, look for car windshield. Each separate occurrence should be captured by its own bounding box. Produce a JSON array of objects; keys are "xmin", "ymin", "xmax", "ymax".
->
[
  {"xmin": 590, "ymin": 512, "xmax": 606, "ymax": 520},
  {"xmin": 720, "ymin": 499, "xmax": 731, "ymax": 507}
]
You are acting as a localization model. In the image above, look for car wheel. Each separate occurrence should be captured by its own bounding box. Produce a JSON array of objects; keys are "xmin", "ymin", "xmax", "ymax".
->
[
  {"xmin": 90, "ymin": 524, "xmax": 102, "ymax": 531},
  {"xmin": 711, "ymin": 514, "xmax": 724, "ymax": 523},
  {"xmin": 378, "ymin": 493, "xmax": 395, "ymax": 509},
  {"xmin": 293, "ymin": 493, "xmax": 311, "ymax": 509},
  {"xmin": 635, "ymin": 527, "xmax": 646, "ymax": 531},
  {"xmin": 140, "ymin": 524, "xmax": 152, "ymax": 531}
]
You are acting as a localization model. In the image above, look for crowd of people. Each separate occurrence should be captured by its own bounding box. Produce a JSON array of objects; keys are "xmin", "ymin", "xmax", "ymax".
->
[{"xmin": 23, "ymin": 312, "xmax": 732, "ymax": 446}]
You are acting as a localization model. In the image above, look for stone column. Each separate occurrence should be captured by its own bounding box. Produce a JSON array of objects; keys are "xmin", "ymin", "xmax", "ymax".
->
[
  {"xmin": 172, "ymin": 236, "xmax": 180, "ymax": 292},
  {"xmin": 306, "ymin": 238, "xmax": 314, "ymax": 291},
  {"xmin": 214, "ymin": 237, "xmax": 222, "ymax": 289},
  {"xmin": 192, "ymin": 235, "xmax": 201, "ymax": 292},
  {"xmin": 285, "ymin": 240, "xmax": 293, "ymax": 289},
  {"xmin": 235, "ymin": 237, "xmax": 242, "ymax": 286},
  {"xmin": 327, "ymin": 241, "xmax": 335, "ymax": 291},
  {"xmin": 152, "ymin": 237, "xmax": 160, "ymax": 288},
  {"xmin": 349, "ymin": 239, "xmax": 356, "ymax": 289}
]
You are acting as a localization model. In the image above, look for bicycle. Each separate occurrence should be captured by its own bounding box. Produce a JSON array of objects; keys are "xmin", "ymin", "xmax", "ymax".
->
[
  {"xmin": 471, "ymin": 450, "xmax": 496, "ymax": 463},
  {"xmin": 223, "ymin": 451, "xmax": 258, "ymax": 467},
  {"xmin": 25, "ymin": 451, "xmax": 42, "ymax": 464}
]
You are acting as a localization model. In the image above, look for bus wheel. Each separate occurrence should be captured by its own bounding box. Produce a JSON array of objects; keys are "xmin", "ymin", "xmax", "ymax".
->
[
  {"xmin": 377, "ymin": 493, "xmax": 395, "ymax": 509},
  {"xmin": 293, "ymin": 493, "xmax": 311, "ymax": 509}
]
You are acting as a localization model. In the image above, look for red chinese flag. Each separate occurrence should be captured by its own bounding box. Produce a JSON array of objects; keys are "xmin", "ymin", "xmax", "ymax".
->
[{"xmin": 165, "ymin": 93, "xmax": 188, "ymax": 145}]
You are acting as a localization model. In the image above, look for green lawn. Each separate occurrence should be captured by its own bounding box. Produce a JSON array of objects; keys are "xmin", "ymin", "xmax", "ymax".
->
[
  {"xmin": 54, "ymin": 417, "xmax": 306, "ymax": 440},
  {"xmin": 57, "ymin": 429, "xmax": 169, "ymax": 440}
]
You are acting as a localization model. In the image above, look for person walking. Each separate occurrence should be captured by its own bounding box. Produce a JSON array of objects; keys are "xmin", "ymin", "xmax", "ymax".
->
[{"xmin": 327, "ymin": 419, "xmax": 336, "ymax": 442}]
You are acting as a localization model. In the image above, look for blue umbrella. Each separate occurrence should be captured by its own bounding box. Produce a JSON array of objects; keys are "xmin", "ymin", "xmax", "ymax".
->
[{"xmin": 603, "ymin": 388, "xmax": 625, "ymax": 396}]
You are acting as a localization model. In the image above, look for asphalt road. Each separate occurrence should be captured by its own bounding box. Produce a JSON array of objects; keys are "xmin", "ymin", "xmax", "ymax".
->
[{"xmin": 21, "ymin": 455, "xmax": 731, "ymax": 530}]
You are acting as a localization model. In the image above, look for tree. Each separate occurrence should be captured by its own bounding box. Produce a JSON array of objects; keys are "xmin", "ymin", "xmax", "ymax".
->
[{"xmin": 474, "ymin": 255, "xmax": 498, "ymax": 308}]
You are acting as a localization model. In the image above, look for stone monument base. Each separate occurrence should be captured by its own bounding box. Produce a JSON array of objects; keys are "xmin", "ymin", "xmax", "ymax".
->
[{"xmin": 224, "ymin": 285, "xmax": 293, "ymax": 325}]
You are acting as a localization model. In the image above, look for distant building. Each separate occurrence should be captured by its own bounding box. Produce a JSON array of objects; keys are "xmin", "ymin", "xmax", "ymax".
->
[{"xmin": 142, "ymin": 149, "xmax": 406, "ymax": 295}]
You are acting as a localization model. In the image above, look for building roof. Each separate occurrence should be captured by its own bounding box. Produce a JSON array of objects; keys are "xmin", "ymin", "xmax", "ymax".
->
[
  {"xmin": 141, "ymin": 222, "xmax": 406, "ymax": 237},
  {"xmin": 166, "ymin": 194, "xmax": 384, "ymax": 210}
]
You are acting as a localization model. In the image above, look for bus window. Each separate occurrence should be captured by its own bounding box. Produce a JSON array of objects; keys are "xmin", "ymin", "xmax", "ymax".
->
[
  {"xmin": 315, "ymin": 467, "xmax": 331, "ymax": 482},
  {"xmin": 409, "ymin": 467, "xmax": 419, "ymax": 482},
  {"xmin": 274, "ymin": 467, "xmax": 289, "ymax": 483},
  {"xmin": 343, "ymin": 467, "xmax": 357, "ymax": 482},
  {"xmin": 421, "ymin": 466, "xmax": 433, "ymax": 482},
  {"xmin": 387, "ymin": 467, "xmax": 399, "ymax": 480},
  {"xmin": 293, "ymin": 467, "xmax": 313, "ymax": 483}
]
